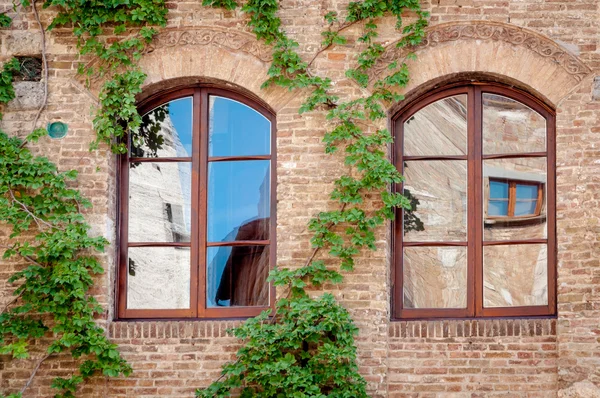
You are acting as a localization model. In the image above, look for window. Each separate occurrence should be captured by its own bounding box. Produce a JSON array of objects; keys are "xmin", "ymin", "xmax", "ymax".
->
[
  {"xmin": 486, "ymin": 178, "xmax": 544, "ymax": 221},
  {"xmin": 393, "ymin": 83, "xmax": 555, "ymax": 319},
  {"xmin": 118, "ymin": 87, "xmax": 275, "ymax": 319}
]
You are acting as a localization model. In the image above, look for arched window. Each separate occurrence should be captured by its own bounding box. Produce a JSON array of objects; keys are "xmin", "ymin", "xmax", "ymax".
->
[
  {"xmin": 393, "ymin": 83, "xmax": 555, "ymax": 319},
  {"xmin": 118, "ymin": 87, "xmax": 275, "ymax": 319}
]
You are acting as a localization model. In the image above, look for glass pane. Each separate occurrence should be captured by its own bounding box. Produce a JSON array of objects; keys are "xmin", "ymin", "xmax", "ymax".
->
[
  {"xmin": 127, "ymin": 247, "xmax": 190, "ymax": 309},
  {"xmin": 403, "ymin": 160, "xmax": 467, "ymax": 242},
  {"xmin": 484, "ymin": 158, "xmax": 547, "ymax": 241},
  {"xmin": 515, "ymin": 200, "xmax": 537, "ymax": 216},
  {"xmin": 206, "ymin": 246, "xmax": 270, "ymax": 307},
  {"xmin": 131, "ymin": 97, "xmax": 193, "ymax": 158},
  {"xmin": 516, "ymin": 184, "xmax": 538, "ymax": 200},
  {"xmin": 403, "ymin": 94, "xmax": 467, "ymax": 156},
  {"xmin": 482, "ymin": 93, "xmax": 546, "ymax": 154},
  {"xmin": 209, "ymin": 96, "xmax": 271, "ymax": 157},
  {"xmin": 207, "ymin": 160, "xmax": 270, "ymax": 242},
  {"xmin": 488, "ymin": 200, "xmax": 508, "ymax": 216},
  {"xmin": 490, "ymin": 180, "xmax": 509, "ymax": 199},
  {"xmin": 484, "ymin": 244, "xmax": 548, "ymax": 307},
  {"xmin": 129, "ymin": 162, "xmax": 192, "ymax": 242},
  {"xmin": 403, "ymin": 246, "xmax": 467, "ymax": 309}
]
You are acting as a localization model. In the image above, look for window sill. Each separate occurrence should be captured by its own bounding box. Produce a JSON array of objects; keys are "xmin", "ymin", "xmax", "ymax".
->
[{"xmin": 484, "ymin": 214, "xmax": 546, "ymax": 225}]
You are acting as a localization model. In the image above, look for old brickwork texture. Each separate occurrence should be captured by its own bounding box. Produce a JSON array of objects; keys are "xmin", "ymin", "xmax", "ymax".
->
[{"xmin": 1, "ymin": 0, "xmax": 599, "ymax": 397}]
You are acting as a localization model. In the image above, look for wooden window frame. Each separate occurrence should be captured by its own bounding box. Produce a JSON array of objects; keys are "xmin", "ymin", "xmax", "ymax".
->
[
  {"xmin": 117, "ymin": 86, "xmax": 277, "ymax": 320},
  {"xmin": 392, "ymin": 83, "xmax": 556, "ymax": 320}
]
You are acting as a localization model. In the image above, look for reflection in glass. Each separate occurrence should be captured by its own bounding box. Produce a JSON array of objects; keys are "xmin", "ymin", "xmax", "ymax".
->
[
  {"xmin": 484, "ymin": 244, "xmax": 548, "ymax": 307},
  {"xmin": 488, "ymin": 201, "xmax": 508, "ymax": 217},
  {"xmin": 483, "ymin": 93, "xmax": 546, "ymax": 154},
  {"xmin": 403, "ymin": 94, "xmax": 467, "ymax": 156},
  {"xmin": 403, "ymin": 160, "xmax": 467, "ymax": 241},
  {"xmin": 206, "ymin": 246, "xmax": 270, "ymax": 307},
  {"xmin": 484, "ymin": 158, "xmax": 546, "ymax": 241},
  {"xmin": 129, "ymin": 162, "xmax": 192, "ymax": 242},
  {"xmin": 403, "ymin": 246, "xmax": 467, "ymax": 309},
  {"xmin": 131, "ymin": 97, "xmax": 193, "ymax": 158},
  {"xmin": 209, "ymin": 96, "xmax": 271, "ymax": 157},
  {"xmin": 515, "ymin": 184, "xmax": 539, "ymax": 216},
  {"xmin": 490, "ymin": 180, "xmax": 509, "ymax": 198},
  {"xmin": 127, "ymin": 247, "xmax": 190, "ymax": 309},
  {"xmin": 207, "ymin": 160, "xmax": 270, "ymax": 242}
]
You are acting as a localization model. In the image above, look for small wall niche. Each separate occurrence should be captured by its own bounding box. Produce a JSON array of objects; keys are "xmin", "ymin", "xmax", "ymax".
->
[{"xmin": 14, "ymin": 56, "xmax": 42, "ymax": 82}]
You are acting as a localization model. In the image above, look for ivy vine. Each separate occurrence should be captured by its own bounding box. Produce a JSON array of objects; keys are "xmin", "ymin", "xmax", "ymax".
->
[
  {"xmin": 0, "ymin": 1, "xmax": 167, "ymax": 397},
  {"xmin": 196, "ymin": 0, "xmax": 428, "ymax": 396}
]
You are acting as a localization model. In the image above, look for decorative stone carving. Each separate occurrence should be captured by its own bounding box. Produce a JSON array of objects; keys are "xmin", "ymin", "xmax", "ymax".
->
[
  {"xmin": 144, "ymin": 27, "xmax": 273, "ymax": 62},
  {"xmin": 369, "ymin": 21, "xmax": 592, "ymax": 84},
  {"xmin": 71, "ymin": 26, "xmax": 273, "ymax": 97}
]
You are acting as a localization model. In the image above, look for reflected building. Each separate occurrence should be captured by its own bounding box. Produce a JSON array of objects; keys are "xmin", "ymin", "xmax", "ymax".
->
[{"xmin": 127, "ymin": 101, "xmax": 192, "ymax": 309}]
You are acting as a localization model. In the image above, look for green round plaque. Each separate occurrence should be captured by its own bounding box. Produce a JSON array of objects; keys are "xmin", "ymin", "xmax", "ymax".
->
[{"xmin": 47, "ymin": 121, "xmax": 68, "ymax": 139}]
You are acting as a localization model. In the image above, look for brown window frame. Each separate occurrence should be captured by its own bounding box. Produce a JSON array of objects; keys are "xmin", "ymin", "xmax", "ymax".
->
[
  {"xmin": 392, "ymin": 83, "xmax": 556, "ymax": 320},
  {"xmin": 117, "ymin": 86, "xmax": 276, "ymax": 320}
]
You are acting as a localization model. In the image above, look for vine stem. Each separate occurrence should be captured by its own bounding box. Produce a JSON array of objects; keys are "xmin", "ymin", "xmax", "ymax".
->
[
  {"xmin": 0, "ymin": 290, "xmax": 23, "ymax": 315},
  {"xmin": 30, "ymin": 0, "xmax": 48, "ymax": 131},
  {"xmin": 8, "ymin": 188, "xmax": 60, "ymax": 231},
  {"xmin": 306, "ymin": 20, "xmax": 361, "ymax": 71},
  {"xmin": 20, "ymin": 353, "xmax": 52, "ymax": 395}
]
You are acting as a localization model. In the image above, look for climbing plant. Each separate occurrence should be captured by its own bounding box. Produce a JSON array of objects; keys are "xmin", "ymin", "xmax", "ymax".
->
[
  {"xmin": 1, "ymin": 0, "xmax": 428, "ymax": 396},
  {"xmin": 0, "ymin": 1, "xmax": 167, "ymax": 397},
  {"xmin": 195, "ymin": 0, "xmax": 428, "ymax": 396}
]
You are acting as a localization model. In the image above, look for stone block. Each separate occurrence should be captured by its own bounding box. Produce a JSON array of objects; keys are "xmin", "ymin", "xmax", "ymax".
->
[
  {"xmin": 4, "ymin": 32, "xmax": 42, "ymax": 56},
  {"xmin": 6, "ymin": 81, "xmax": 45, "ymax": 111}
]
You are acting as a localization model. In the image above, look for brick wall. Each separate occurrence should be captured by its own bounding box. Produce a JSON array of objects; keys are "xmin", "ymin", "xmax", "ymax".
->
[{"xmin": 1, "ymin": 0, "xmax": 600, "ymax": 397}]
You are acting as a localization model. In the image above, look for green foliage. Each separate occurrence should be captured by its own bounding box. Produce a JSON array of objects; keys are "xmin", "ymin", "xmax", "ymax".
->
[
  {"xmin": 0, "ymin": 58, "xmax": 20, "ymax": 119},
  {"xmin": 91, "ymin": 69, "xmax": 147, "ymax": 153},
  {"xmin": 0, "ymin": 13, "xmax": 11, "ymax": 28},
  {"xmin": 0, "ymin": 131, "xmax": 132, "ymax": 397},
  {"xmin": 197, "ymin": 1, "xmax": 428, "ymax": 397},
  {"xmin": 40, "ymin": 0, "xmax": 168, "ymax": 152},
  {"xmin": 0, "ymin": 0, "xmax": 168, "ymax": 396}
]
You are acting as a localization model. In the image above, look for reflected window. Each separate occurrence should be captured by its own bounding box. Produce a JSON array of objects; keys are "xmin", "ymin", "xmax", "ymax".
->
[
  {"xmin": 119, "ymin": 87, "xmax": 275, "ymax": 319},
  {"xmin": 486, "ymin": 178, "xmax": 543, "ymax": 219},
  {"xmin": 394, "ymin": 84, "xmax": 555, "ymax": 319}
]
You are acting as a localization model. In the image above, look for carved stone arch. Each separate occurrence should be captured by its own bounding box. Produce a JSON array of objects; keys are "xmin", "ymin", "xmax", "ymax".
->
[
  {"xmin": 369, "ymin": 21, "xmax": 593, "ymax": 107},
  {"xmin": 72, "ymin": 26, "xmax": 296, "ymax": 113},
  {"xmin": 137, "ymin": 26, "xmax": 295, "ymax": 112}
]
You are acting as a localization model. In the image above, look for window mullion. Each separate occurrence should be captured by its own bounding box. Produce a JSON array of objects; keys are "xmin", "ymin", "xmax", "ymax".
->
[
  {"xmin": 196, "ymin": 88, "xmax": 209, "ymax": 317},
  {"xmin": 508, "ymin": 182, "xmax": 516, "ymax": 217},
  {"xmin": 472, "ymin": 86, "xmax": 484, "ymax": 317}
]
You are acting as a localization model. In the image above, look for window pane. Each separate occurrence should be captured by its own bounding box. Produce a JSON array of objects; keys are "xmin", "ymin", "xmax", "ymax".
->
[
  {"xmin": 515, "ymin": 200, "xmax": 537, "ymax": 216},
  {"xmin": 403, "ymin": 94, "xmax": 467, "ymax": 156},
  {"xmin": 403, "ymin": 246, "xmax": 467, "ymax": 309},
  {"xmin": 488, "ymin": 200, "xmax": 509, "ymax": 216},
  {"xmin": 209, "ymin": 96, "xmax": 271, "ymax": 157},
  {"xmin": 206, "ymin": 246, "xmax": 270, "ymax": 307},
  {"xmin": 516, "ymin": 184, "xmax": 538, "ymax": 200},
  {"xmin": 484, "ymin": 158, "xmax": 547, "ymax": 241},
  {"xmin": 129, "ymin": 162, "xmax": 192, "ymax": 242},
  {"xmin": 131, "ymin": 97, "xmax": 193, "ymax": 158},
  {"xmin": 207, "ymin": 160, "xmax": 270, "ymax": 242},
  {"xmin": 484, "ymin": 244, "xmax": 548, "ymax": 307},
  {"xmin": 127, "ymin": 247, "xmax": 190, "ymax": 309},
  {"xmin": 403, "ymin": 160, "xmax": 467, "ymax": 242},
  {"xmin": 490, "ymin": 180, "xmax": 509, "ymax": 199},
  {"xmin": 482, "ymin": 93, "xmax": 546, "ymax": 154}
]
